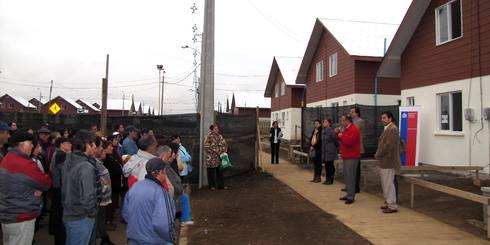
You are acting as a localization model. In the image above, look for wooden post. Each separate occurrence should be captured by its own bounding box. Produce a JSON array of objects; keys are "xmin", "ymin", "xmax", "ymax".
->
[
  {"xmin": 101, "ymin": 54, "xmax": 109, "ymax": 136},
  {"xmin": 410, "ymin": 182, "xmax": 414, "ymax": 208},
  {"xmin": 487, "ymin": 199, "xmax": 490, "ymax": 238},
  {"xmin": 363, "ymin": 161, "xmax": 368, "ymax": 190},
  {"xmin": 256, "ymin": 107, "xmax": 263, "ymax": 172}
]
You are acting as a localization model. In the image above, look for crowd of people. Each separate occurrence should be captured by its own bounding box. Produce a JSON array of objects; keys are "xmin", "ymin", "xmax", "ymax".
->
[
  {"xmin": 271, "ymin": 107, "xmax": 402, "ymax": 212},
  {"xmin": 0, "ymin": 121, "xmax": 228, "ymax": 245}
]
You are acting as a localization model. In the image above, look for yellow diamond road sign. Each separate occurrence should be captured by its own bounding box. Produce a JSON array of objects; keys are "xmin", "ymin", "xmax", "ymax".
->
[{"xmin": 49, "ymin": 103, "xmax": 61, "ymax": 115}]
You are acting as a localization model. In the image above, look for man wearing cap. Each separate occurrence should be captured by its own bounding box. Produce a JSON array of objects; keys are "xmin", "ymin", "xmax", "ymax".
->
[
  {"xmin": 49, "ymin": 137, "xmax": 72, "ymax": 245},
  {"xmin": 0, "ymin": 132, "xmax": 52, "ymax": 245},
  {"xmin": 122, "ymin": 126, "xmax": 139, "ymax": 156},
  {"xmin": 0, "ymin": 122, "xmax": 12, "ymax": 162},
  {"xmin": 123, "ymin": 158, "xmax": 176, "ymax": 245},
  {"xmin": 38, "ymin": 127, "xmax": 55, "ymax": 171}
]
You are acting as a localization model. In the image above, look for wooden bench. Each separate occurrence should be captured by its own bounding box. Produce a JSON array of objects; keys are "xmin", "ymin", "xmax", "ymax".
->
[
  {"xmin": 289, "ymin": 144, "xmax": 302, "ymax": 160},
  {"xmin": 401, "ymin": 165, "xmax": 484, "ymax": 186},
  {"xmin": 292, "ymin": 150, "xmax": 310, "ymax": 165},
  {"xmin": 405, "ymin": 176, "xmax": 490, "ymax": 238}
]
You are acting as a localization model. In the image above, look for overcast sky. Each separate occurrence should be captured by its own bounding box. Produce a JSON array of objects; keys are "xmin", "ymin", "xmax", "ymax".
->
[{"xmin": 0, "ymin": 0, "xmax": 412, "ymax": 114}]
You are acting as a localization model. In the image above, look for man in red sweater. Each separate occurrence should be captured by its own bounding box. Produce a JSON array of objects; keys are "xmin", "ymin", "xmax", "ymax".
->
[
  {"xmin": 0, "ymin": 132, "xmax": 52, "ymax": 244},
  {"xmin": 335, "ymin": 114, "xmax": 361, "ymax": 204}
]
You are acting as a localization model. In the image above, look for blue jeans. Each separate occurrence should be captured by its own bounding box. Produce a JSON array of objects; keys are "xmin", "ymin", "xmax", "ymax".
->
[
  {"xmin": 64, "ymin": 217, "xmax": 96, "ymax": 245},
  {"xmin": 180, "ymin": 193, "xmax": 192, "ymax": 222}
]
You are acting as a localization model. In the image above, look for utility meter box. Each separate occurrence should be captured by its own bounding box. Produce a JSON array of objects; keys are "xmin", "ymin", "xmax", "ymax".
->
[
  {"xmin": 484, "ymin": 107, "xmax": 490, "ymax": 120},
  {"xmin": 464, "ymin": 108, "xmax": 475, "ymax": 122}
]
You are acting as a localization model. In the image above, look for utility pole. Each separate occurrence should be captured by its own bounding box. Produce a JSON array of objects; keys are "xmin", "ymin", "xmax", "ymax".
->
[
  {"xmin": 122, "ymin": 91, "xmax": 125, "ymax": 116},
  {"xmin": 161, "ymin": 69, "xmax": 165, "ymax": 115},
  {"xmin": 101, "ymin": 54, "xmax": 109, "ymax": 135},
  {"xmin": 157, "ymin": 65, "xmax": 162, "ymax": 116},
  {"xmin": 37, "ymin": 89, "xmax": 43, "ymax": 113},
  {"xmin": 199, "ymin": 0, "xmax": 215, "ymax": 188},
  {"xmin": 48, "ymin": 80, "xmax": 53, "ymax": 113}
]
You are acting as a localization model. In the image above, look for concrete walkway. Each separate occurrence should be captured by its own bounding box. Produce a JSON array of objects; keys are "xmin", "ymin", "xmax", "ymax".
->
[{"xmin": 260, "ymin": 152, "xmax": 490, "ymax": 245}]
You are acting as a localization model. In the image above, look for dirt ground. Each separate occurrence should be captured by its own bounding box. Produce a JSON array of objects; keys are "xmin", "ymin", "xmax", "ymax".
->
[{"xmin": 186, "ymin": 171, "xmax": 371, "ymax": 245}]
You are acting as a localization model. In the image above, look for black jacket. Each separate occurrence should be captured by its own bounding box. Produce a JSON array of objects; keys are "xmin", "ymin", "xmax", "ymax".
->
[
  {"xmin": 104, "ymin": 154, "xmax": 123, "ymax": 194},
  {"xmin": 310, "ymin": 127, "xmax": 322, "ymax": 151},
  {"xmin": 269, "ymin": 127, "xmax": 282, "ymax": 143}
]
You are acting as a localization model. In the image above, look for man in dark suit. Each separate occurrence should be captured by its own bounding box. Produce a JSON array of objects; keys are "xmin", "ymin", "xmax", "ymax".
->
[{"xmin": 269, "ymin": 121, "xmax": 283, "ymax": 164}]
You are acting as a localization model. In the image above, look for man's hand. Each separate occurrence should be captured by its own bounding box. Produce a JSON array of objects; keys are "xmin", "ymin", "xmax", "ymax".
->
[{"xmin": 34, "ymin": 190, "xmax": 43, "ymax": 197}]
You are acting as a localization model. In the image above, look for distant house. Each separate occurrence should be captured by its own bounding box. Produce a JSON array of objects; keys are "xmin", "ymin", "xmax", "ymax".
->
[
  {"xmin": 0, "ymin": 94, "xmax": 36, "ymax": 113},
  {"xmin": 264, "ymin": 57, "xmax": 305, "ymax": 140},
  {"xmin": 296, "ymin": 18, "xmax": 401, "ymax": 107},
  {"xmin": 76, "ymin": 99, "xmax": 100, "ymax": 114},
  {"xmin": 377, "ymin": 0, "xmax": 490, "ymax": 169},
  {"xmin": 228, "ymin": 92, "xmax": 271, "ymax": 118},
  {"xmin": 106, "ymin": 98, "xmax": 134, "ymax": 117},
  {"xmin": 29, "ymin": 98, "xmax": 46, "ymax": 112},
  {"xmin": 40, "ymin": 96, "xmax": 84, "ymax": 115}
]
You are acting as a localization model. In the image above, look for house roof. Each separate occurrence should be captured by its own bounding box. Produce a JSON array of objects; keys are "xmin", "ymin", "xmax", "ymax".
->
[
  {"xmin": 63, "ymin": 98, "xmax": 83, "ymax": 109},
  {"xmin": 264, "ymin": 56, "xmax": 305, "ymax": 97},
  {"xmin": 77, "ymin": 99, "xmax": 100, "ymax": 112},
  {"xmin": 9, "ymin": 95, "xmax": 36, "ymax": 108},
  {"xmin": 296, "ymin": 18, "xmax": 400, "ymax": 84},
  {"xmin": 377, "ymin": 1, "xmax": 431, "ymax": 78},
  {"xmin": 232, "ymin": 92, "xmax": 270, "ymax": 109},
  {"xmin": 106, "ymin": 98, "xmax": 133, "ymax": 111}
]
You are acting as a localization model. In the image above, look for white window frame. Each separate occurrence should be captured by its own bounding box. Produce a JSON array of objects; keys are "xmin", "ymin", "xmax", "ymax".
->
[
  {"xmin": 407, "ymin": 97, "xmax": 415, "ymax": 106},
  {"xmin": 8, "ymin": 103, "xmax": 14, "ymax": 109},
  {"xmin": 281, "ymin": 112, "xmax": 285, "ymax": 128},
  {"xmin": 274, "ymin": 82, "xmax": 279, "ymax": 98},
  {"xmin": 315, "ymin": 60, "xmax": 324, "ymax": 82},
  {"xmin": 435, "ymin": 0, "xmax": 463, "ymax": 45},
  {"xmin": 436, "ymin": 91, "xmax": 462, "ymax": 132},
  {"xmin": 280, "ymin": 81, "xmax": 285, "ymax": 96},
  {"xmin": 329, "ymin": 53, "xmax": 338, "ymax": 77}
]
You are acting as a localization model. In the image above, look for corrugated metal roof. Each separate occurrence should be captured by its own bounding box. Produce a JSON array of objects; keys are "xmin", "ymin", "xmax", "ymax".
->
[
  {"xmin": 10, "ymin": 95, "xmax": 36, "ymax": 108},
  {"xmin": 77, "ymin": 99, "xmax": 100, "ymax": 112}
]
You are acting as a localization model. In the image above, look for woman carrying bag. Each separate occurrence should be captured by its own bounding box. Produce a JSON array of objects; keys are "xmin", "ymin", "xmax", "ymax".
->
[{"xmin": 310, "ymin": 120, "xmax": 323, "ymax": 183}]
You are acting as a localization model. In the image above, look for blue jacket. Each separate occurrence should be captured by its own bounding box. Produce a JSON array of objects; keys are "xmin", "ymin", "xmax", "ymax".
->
[
  {"xmin": 123, "ymin": 176, "xmax": 176, "ymax": 244},
  {"xmin": 122, "ymin": 137, "xmax": 138, "ymax": 156}
]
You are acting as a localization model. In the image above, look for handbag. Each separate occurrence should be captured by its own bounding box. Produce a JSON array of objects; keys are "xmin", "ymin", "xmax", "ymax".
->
[{"xmin": 220, "ymin": 153, "xmax": 233, "ymax": 169}]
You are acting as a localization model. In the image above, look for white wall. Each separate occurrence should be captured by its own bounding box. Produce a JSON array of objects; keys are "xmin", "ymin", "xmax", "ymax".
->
[
  {"xmin": 306, "ymin": 93, "xmax": 400, "ymax": 107},
  {"xmin": 401, "ymin": 75, "xmax": 490, "ymax": 172},
  {"xmin": 271, "ymin": 108, "xmax": 302, "ymax": 141}
]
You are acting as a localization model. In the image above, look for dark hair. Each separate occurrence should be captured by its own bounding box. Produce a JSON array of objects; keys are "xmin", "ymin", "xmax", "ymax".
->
[
  {"xmin": 323, "ymin": 118, "xmax": 333, "ymax": 124},
  {"xmin": 101, "ymin": 139, "xmax": 111, "ymax": 149},
  {"xmin": 55, "ymin": 137, "xmax": 72, "ymax": 148},
  {"xmin": 209, "ymin": 125, "xmax": 214, "ymax": 130},
  {"xmin": 94, "ymin": 136, "xmax": 103, "ymax": 148},
  {"xmin": 314, "ymin": 119, "xmax": 321, "ymax": 124},
  {"xmin": 167, "ymin": 142, "xmax": 180, "ymax": 154},
  {"xmin": 171, "ymin": 134, "xmax": 181, "ymax": 141},
  {"xmin": 141, "ymin": 128, "xmax": 149, "ymax": 135},
  {"xmin": 381, "ymin": 111, "xmax": 395, "ymax": 121},
  {"xmin": 72, "ymin": 130, "xmax": 96, "ymax": 152},
  {"xmin": 272, "ymin": 121, "xmax": 278, "ymax": 126},
  {"xmin": 342, "ymin": 114, "xmax": 353, "ymax": 123},
  {"xmin": 138, "ymin": 135, "xmax": 157, "ymax": 151},
  {"xmin": 107, "ymin": 134, "xmax": 117, "ymax": 142},
  {"xmin": 8, "ymin": 122, "xmax": 16, "ymax": 127},
  {"xmin": 351, "ymin": 106, "xmax": 361, "ymax": 117}
]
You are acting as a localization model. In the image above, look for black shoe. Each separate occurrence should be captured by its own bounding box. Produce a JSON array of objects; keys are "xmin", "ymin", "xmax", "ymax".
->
[
  {"xmin": 341, "ymin": 188, "xmax": 347, "ymax": 192},
  {"xmin": 345, "ymin": 199, "xmax": 354, "ymax": 205},
  {"xmin": 310, "ymin": 178, "xmax": 321, "ymax": 183},
  {"xmin": 339, "ymin": 196, "xmax": 348, "ymax": 201}
]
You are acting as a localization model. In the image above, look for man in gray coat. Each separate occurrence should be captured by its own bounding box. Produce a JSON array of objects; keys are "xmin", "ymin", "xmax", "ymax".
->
[
  {"xmin": 375, "ymin": 111, "xmax": 401, "ymax": 214},
  {"xmin": 61, "ymin": 130, "xmax": 99, "ymax": 245}
]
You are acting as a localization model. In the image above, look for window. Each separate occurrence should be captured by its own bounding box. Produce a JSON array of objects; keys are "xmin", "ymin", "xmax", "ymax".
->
[
  {"xmin": 280, "ymin": 82, "xmax": 285, "ymax": 96},
  {"xmin": 281, "ymin": 112, "xmax": 285, "ymax": 128},
  {"xmin": 274, "ymin": 83, "xmax": 279, "ymax": 98},
  {"xmin": 286, "ymin": 111, "xmax": 289, "ymax": 122},
  {"xmin": 315, "ymin": 60, "xmax": 324, "ymax": 82},
  {"xmin": 61, "ymin": 105, "xmax": 67, "ymax": 110},
  {"xmin": 0, "ymin": 103, "xmax": 4, "ymax": 109},
  {"xmin": 407, "ymin": 97, "xmax": 415, "ymax": 106},
  {"xmin": 329, "ymin": 53, "xmax": 338, "ymax": 77},
  {"xmin": 437, "ymin": 91, "xmax": 462, "ymax": 132},
  {"xmin": 436, "ymin": 0, "xmax": 462, "ymax": 45},
  {"xmin": 8, "ymin": 103, "xmax": 14, "ymax": 109}
]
